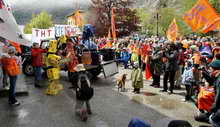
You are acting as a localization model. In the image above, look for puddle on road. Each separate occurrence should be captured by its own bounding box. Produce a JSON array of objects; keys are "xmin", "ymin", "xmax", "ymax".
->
[
  {"xmin": 96, "ymin": 120, "xmax": 109, "ymax": 127},
  {"xmin": 17, "ymin": 109, "xmax": 29, "ymax": 119},
  {"xmin": 131, "ymin": 94, "xmax": 183, "ymax": 110},
  {"xmin": 143, "ymin": 92, "xmax": 157, "ymax": 96}
]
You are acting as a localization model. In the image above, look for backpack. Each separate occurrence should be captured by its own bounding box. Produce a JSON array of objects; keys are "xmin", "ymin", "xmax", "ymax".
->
[{"xmin": 76, "ymin": 74, "xmax": 94, "ymax": 101}]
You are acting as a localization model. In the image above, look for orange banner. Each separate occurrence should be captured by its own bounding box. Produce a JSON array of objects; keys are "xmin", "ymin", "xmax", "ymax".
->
[
  {"xmin": 167, "ymin": 18, "xmax": 178, "ymax": 42},
  {"xmin": 111, "ymin": 8, "xmax": 117, "ymax": 40},
  {"xmin": 183, "ymin": 0, "xmax": 220, "ymax": 32}
]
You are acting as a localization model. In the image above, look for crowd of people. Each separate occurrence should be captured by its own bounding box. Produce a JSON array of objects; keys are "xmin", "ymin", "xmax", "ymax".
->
[
  {"xmin": 0, "ymin": 35, "xmax": 220, "ymax": 126},
  {"xmin": 0, "ymin": 37, "xmax": 94, "ymax": 121},
  {"xmin": 98, "ymin": 35, "xmax": 220, "ymax": 127}
]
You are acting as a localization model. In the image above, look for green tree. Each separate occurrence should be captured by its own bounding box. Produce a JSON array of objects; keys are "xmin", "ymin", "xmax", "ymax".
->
[
  {"xmin": 136, "ymin": 8, "xmax": 154, "ymax": 36},
  {"xmin": 24, "ymin": 11, "xmax": 53, "ymax": 34},
  {"xmin": 209, "ymin": 0, "xmax": 220, "ymax": 13},
  {"xmin": 90, "ymin": 0, "xmax": 140, "ymax": 37}
]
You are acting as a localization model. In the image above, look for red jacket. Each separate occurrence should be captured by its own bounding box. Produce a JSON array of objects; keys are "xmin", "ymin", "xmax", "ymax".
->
[{"xmin": 31, "ymin": 48, "xmax": 45, "ymax": 67}]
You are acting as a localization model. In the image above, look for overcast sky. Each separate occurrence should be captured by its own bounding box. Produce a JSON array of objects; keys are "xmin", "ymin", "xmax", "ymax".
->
[{"xmin": 6, "ymin": 0, "xmax": 91, "ymax": 8}]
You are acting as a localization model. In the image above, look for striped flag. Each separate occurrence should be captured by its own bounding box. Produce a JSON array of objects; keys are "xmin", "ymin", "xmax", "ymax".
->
[{"xmin": 167, "ymin": 18, "xmax": 178, "ymax": 42}]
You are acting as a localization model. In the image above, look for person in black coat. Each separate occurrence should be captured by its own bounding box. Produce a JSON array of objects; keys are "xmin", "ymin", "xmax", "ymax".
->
[{"xmin": 161, "ymin": 43, "xmax": 179, "ymax": 94}]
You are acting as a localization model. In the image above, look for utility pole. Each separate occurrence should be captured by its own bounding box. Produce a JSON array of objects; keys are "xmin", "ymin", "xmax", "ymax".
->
[{"xmin": 156, "ymin": 12, "xmax": 159, "ymax": 37}]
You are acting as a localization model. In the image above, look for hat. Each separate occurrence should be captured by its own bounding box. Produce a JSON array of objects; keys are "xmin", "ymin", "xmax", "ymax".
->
[
  {"xmin": 209, "ymin": 60, "xmax": 220, "ymax": 70},
  {"xmin": 74, "ymin": 64, "xmax": 86, "ymax": 72},
  {"xmin": 8, "ymin": 46, "xmax": 16, "ymax": 54}
]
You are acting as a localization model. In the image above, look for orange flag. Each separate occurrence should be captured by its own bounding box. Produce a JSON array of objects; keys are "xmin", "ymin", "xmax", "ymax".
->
[
  {"xmin": 183, "ymin": 0, "xmax": 220, "ymax": 32},
  {"xmin": 107, "ymin": 28, "xmax": 111, "ymax": 39},
  {"xmin": 73, "ymin": 10, "xmax": 83, "ymax": 27},
  {"xmin": 167, "ymin": 18, "xmax": 178, "ymax": 42},
  {"xmin": 202, "ymin": 18, "xmax": 220, "ymax": 33},
  {"xmin": 111, "ymin": 8, "xmax": 117, "ymax": 41}
]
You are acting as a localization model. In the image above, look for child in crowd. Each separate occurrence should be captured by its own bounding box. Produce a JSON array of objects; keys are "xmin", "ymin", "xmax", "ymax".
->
[
  {"xmin": 131, "ymin": 62, "xmax": 143, "ymax": 94},
  {"xmin": 2, "ymin": 47, "xmax": 21, "ymax": 106},
  {"xmin": 182, "ymin": 60, "xmax": 194, "ymax": 102},
  {"xmin": 74, "ymin": 64, "xmax": 93, "ymax": 122}
]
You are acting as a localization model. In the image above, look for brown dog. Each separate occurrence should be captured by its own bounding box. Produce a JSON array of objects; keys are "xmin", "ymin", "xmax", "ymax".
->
[{"xmin": 116, "ymin": 74, "xmax": 127, "ymax": 92}]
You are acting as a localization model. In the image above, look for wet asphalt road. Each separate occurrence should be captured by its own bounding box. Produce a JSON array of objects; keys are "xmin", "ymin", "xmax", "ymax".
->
[{"xmin": 0, "ymin": 72, "xmax": 172, "ymax": 127}]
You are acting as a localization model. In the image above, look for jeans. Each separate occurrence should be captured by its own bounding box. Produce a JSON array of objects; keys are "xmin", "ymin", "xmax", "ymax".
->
[
  {"xmin": 163, "ymin": 71, "xmax": 176, "ymax": 93},
  {"xmin": 9, "ymin": 76, "xmax": 17, "ymax": 103},
  {"xmin": 34, "ymin": 67, "xmax": 42, "ymax": 83}
]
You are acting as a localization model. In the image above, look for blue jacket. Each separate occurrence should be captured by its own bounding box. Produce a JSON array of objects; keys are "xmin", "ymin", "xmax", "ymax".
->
[{"xmin": 120, "ymin": 51, "xmax": 130, "ymax": 62}]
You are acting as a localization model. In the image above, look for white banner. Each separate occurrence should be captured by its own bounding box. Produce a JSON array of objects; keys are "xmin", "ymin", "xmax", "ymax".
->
[
  {"xmin": 55, "ymin": 25, "xmax": 81, "ymax": 37},
  {"xmin": 31, "ymin": 28, "xmax": 55, "ymax": 44}
]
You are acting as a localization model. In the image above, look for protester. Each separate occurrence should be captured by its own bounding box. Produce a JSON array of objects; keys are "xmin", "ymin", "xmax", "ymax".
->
[
  {"xmin": 2, "ymin": 47, "xmax": 21, "ymax": 106},
  {"xmin": 212, "ymin": 40, "xmax": 220, "ymax": 60},
  {"xmin": 31, "ymin": 42, "xmax": 46, "ymax": 88},
  {"xmin": 181, "ymin": 60, "xmax": 194, "ymax": 102},
  {"xmin": 161, "ymin": 43, "xmax": 178, "ymax": 94},
  {"xmin": 175, "ymin": 43, "xmax": 187, "ymax": 89},
  {"xmin": 119, "ymin": 48, "xmax": 130, "ymax": 69},
  {"xmin": 131, "ymin": 62, "xmax": 143, "ymax": 94},
  {"xmin": 74, "ymin": 64, "xmax": 93, "ymax": 122},
  {"xmin": 149, "ymin": 46, "xmax": 163, "ymax": 88},
  {"xmin": 208, "ymin": 60, "xmax": 220, "ymax": 127}
]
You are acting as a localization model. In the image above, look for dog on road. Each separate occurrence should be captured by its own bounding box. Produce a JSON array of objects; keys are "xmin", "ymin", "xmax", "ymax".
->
[{"xmin": 116, "ymin": 74, "xmax": 127, "ymax": 92}]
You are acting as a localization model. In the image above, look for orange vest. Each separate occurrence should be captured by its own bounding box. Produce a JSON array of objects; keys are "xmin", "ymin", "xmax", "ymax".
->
[{"xmin": 2, "ymin": 57, "xmax": 20, "ymax": 76}]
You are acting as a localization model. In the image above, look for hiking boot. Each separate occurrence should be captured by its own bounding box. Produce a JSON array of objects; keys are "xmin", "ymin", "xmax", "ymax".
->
[
  {"xmin": 153, "ymin": 85, "xmax": 160, "ymax": 88},
  {"xmin": 87, "ymin": 110, "xmax": 92, "ymax": 115},
  {"xmin": 150, "ymin": 84, "xmax": 155, "ymax": 87},
  {"xmin": 160, "ymin": 90, "xmax": 167, "ymax": 92},
  {"xmin": 35, "ymin": 84, "xmax": 42, "ymax": 88},
  {"xmin": 168, "ymin": 91, "xmax": 173, "ymax": 95}
]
